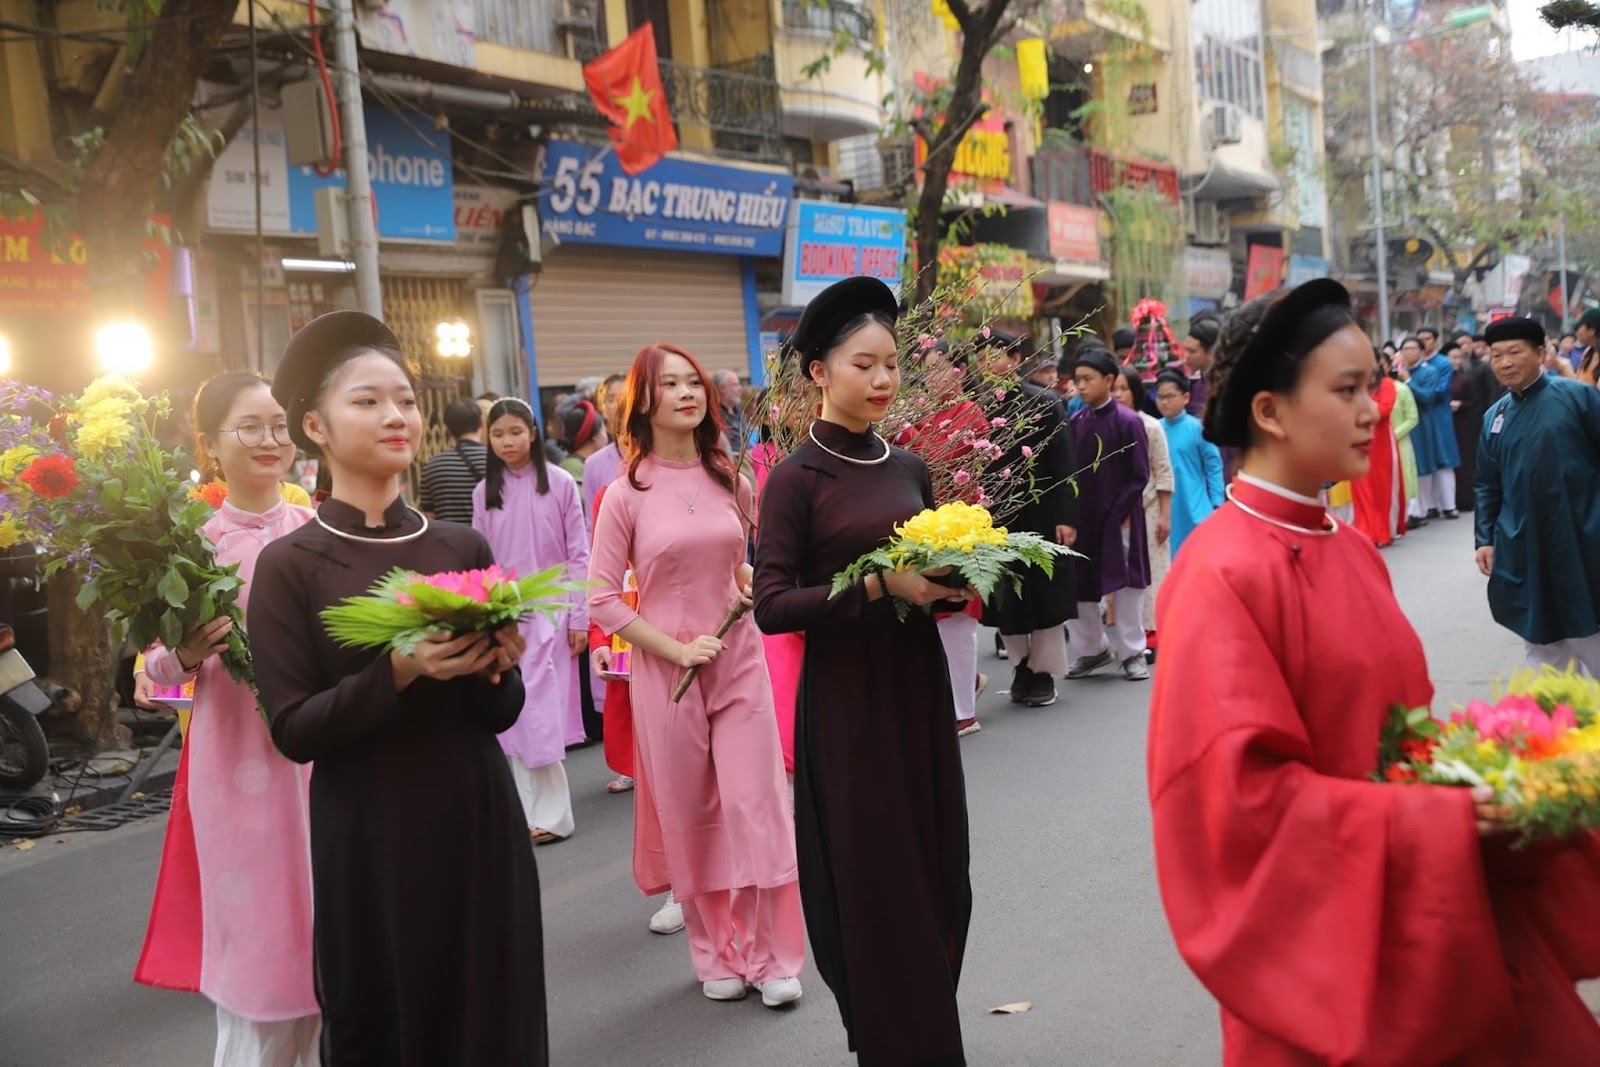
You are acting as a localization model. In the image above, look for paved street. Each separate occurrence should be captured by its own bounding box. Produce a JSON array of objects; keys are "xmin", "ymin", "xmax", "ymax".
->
[{"xmin": 0, "ymin": 515, "xmax": 1524, "ymax": 1066}]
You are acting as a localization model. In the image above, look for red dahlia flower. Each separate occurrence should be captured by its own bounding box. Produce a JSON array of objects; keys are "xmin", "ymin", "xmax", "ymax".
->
[{"xmin": 18, "ymin": 454, "xmax": 79, "ymax": 499}]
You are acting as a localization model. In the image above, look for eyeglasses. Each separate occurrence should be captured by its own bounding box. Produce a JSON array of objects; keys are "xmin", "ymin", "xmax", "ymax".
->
[{"xmin": 224, "ymin": 423, "xmax": 292, "ymax": 448}]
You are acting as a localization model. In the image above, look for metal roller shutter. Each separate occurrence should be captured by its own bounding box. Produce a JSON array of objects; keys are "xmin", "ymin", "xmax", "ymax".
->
[{"xmin": 528, "ymin": 246, "xmax": 749, "ymax": 388}]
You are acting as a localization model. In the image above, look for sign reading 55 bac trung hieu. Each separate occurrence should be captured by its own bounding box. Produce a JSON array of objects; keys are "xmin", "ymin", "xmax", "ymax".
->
[
  {"xmin": 781, "ymin": 200, "xmax": 906, "ymax": 305},
  {"xmin": 538, "ymin": 139, "xmax": 793, "ymax": 257}
]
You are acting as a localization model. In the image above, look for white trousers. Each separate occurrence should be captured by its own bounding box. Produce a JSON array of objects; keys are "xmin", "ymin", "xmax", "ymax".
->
[
  {"xmin": 937, "ymin": 613, "xmax": 980, "ymax": 722},
  {"xmin": 1418, "ymin": 468, "xmax": 1456, "ymax": 514},
  {"xmin": 1000, "ymin": 626, "xmax": 1070, "ymax": 677},
  {"xmin": 1525, "ymin": 633, "xmax": 1600, "ymax": 679},
  {"xmin": 506, "ymin": 757, "xmax": 576, "ymax": 839},
  {"xmin": 215, "ymin": 1005, "xmax": 321, "ymax": 1067},
  {"xmin": 1066, "ymin": 588, "xmax": 1147, "ymax": 663}
]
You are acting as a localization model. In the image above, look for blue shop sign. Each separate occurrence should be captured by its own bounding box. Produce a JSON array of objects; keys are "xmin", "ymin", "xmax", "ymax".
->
[
  {"xmin": 1285, "ymin": 254, "xmax": 1332, "ymax": 288},
  {"xmin": 539, "ymin": 139, "xmax": 792, "ymax": 257},
  {"xmin": 782, "ymin": 199, "xmax": 905, "ymax": 304},
  {"xmin": 288, "ymin": 107, "xmax": 455, "ymax": 242}
]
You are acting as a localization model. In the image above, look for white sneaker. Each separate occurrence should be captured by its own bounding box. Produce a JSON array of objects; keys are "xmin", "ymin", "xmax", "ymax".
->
[
  {"xmin": 757, "ymin": 977, "xmax": 803, "ymax": 1008},
  {"xmin": 702, "ymin": 978, "xmax": 748, "ymax": 1001},
  {"xmin": 1122, "ymin": 655, "xmax": 1151, "ymax": 681},
  {"xmin": 649, "ymin": 894, "xmax": 685, "ymax": 935}
]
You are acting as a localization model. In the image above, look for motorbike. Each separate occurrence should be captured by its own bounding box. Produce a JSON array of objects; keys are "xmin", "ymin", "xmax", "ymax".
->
[{"xmin": 0, "ymin": 622, "xmax": 51, "ymax": 790}]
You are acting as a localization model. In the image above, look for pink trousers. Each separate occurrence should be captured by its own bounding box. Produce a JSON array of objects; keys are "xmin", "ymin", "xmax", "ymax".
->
[{"xmin": 681, "ymin": 881, "xmax": 806, "ymax": 984}]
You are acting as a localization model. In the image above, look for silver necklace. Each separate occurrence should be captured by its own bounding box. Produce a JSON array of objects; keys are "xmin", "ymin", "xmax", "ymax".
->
[
  {"xmin": 669, "ymin": 473, "xmax": 706, "ymax": 514},
  {"xmin": 1225, "ymin": 485, "xmax": 1336, "ymax": 537},
  {"xmin": 315, "ymin": 505, "xmax": 431, "ymax": 545},
  {"xmin": 808, "ymin": 422, "xmax": 891, "ymax": 466}
]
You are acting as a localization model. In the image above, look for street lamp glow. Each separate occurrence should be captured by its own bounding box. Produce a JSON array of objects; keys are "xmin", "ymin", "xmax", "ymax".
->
[
  {"xmin": 1083, "ymin": 62, "xmax": 1094, "ymax": 74},
  {"xmin": 94, "ymin": 322, "xmax": 154, "ymax": 376},
  {"xmin": 434, "ymin": 320, "xmax": 472, "ymax": 359},
  {"xmin": 0, "ymin": 334, "xmax": 11, "ymax": 377}
]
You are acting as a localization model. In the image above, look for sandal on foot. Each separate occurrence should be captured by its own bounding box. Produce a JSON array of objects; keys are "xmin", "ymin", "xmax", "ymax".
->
[
  {"xmin": 531, "ymin": 828, "xmax": 567, "ymax": 846},
  {"xmin": 606, "ymin": 775, "xmax": 635, "ymax": 794}
]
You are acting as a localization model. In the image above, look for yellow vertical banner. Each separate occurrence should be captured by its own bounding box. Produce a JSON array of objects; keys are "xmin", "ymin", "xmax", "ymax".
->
[
  {"xmin": 931, "ymin": 0, "xmax": 960, "ymax": 31},
  {"xmin": 1018, "ymin": 38, "xmax": 1049, "ymax": 101}
]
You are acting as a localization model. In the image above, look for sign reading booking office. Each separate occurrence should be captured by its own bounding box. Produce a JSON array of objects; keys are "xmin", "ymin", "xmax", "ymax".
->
[{"xmin": 538, "ymin": 139, "xmax": 793, "ymax": 258}]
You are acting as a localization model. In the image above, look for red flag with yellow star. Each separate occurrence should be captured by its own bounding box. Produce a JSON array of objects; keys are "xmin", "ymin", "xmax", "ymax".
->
[{"xmin": 583, "ymin": 25, "xmax": 678, "ymax": 175}]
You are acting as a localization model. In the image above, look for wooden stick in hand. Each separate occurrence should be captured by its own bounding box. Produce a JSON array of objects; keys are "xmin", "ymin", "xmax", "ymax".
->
[{"xmin": 671, "ymin": 599, "xmax": 751, "ymax": 702}]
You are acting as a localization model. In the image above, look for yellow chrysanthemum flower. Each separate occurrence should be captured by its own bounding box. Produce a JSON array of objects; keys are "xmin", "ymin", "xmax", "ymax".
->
[
  {"xmin": 0, "ymin": 515, "xmax": 19, "ymax": 550},
  {"xmin": 0, "ymin": 445, "xmax": 39, "ymax": 480},
  {"xmin": 895, "ymin": 501, "xmax": 1008, "ymax": 554}
]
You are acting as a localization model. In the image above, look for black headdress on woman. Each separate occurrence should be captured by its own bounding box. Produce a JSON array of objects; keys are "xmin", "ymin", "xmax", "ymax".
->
[{"xmin": 272, "ymin": 311, "xmax": 403, "ymax": 450}]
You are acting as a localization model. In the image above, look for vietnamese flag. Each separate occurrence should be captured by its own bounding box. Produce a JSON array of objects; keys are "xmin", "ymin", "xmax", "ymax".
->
[{"xmin": 583, "ymin": 25, "xmax": 678, "ymax": 175}]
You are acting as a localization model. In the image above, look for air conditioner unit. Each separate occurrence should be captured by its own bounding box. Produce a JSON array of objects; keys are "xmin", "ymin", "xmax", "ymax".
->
[
  {"xmin": 1211, "ymin": 104, "xmax": 1243, "ymax": 146},
  {"xmin": 1190, "ymin": 200, "xmax": 1227, "ymax": 246},
  {"xmin": 557, "ymin": 0, "xmax": 600, "ymax": 30},
  {"xmin": 878, "ymin": 137, "xmax": 916, "ymax": 189}
]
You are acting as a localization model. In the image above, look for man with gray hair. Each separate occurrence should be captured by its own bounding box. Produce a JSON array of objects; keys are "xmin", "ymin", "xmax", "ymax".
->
[{"xmin": 711, "ymin": 369, "xmax": 747, "ymax": 456}]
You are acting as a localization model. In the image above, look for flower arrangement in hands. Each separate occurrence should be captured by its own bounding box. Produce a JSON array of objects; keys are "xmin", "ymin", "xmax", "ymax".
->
[
  {"xmin": 320, "ymin": 564, "xmax": 589, "ymax": 656},
  {"xmin": 1376, "ymin": 666, "xmax": 1600, "ymax": 842},
  {"xmin": 831, "ymin": 500, "xmax": 1073, "ymax": 621},
  {"xmin": 0, "ymin": 376, "xmax": 257, "ymax": 696}
]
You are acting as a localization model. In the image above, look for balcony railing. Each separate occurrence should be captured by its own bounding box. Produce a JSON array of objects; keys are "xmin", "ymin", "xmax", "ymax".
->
[
  {"xmin": 1032, "ymin": 146, "xmax": 1095, "ymax": 206},
  {"xmin": 1032, "ymin": 145, "xmax": 1180, "ymax": 205},
  {"xmin": 782, "ymin": 0, "xmax": 877, "ymax": 41},
  {"xmin": 660, "ymin": 54, "xmax": 782, "ymax": 163}
]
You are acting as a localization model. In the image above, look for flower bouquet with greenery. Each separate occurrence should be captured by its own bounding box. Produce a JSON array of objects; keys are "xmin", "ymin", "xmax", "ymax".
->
[
  {"xmin": 321, "ymin": 564, "xmax": 588, "ymax": 655},
  {"xmin": 0, "ymin": 376, "xmax": 256, "ymax": 697},
  {"xmin": 1376, "ymin": 666, "xmax": 1600, "ymax": 842},
  {"xmin": 830, "ymin": 501, "xmax": 1072, "ymax": 621}
]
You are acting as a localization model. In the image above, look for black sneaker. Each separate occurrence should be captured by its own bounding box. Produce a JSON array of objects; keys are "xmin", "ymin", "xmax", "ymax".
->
[
  {"xmin": 1409, "ymin": 515, "xmax": 1429, "ymax": 529},
  {"xmin": 1442, "ymin": 509, "xmax": 1460, "ymax": 520},
  {"xmin": 1024, "ymin": 671, "xmax": 1058, "ymax": 707},
  {"xmin": 1426, "ymin": 508, "xmax": 1441, "ymax": 520},
  {"xmin": 1009, "ymin": 660, "xmax": 1034, "ymax": 703},
  {"xmin": 994, "ymin": 632, "xmax": 1007, "ymax": 660}
]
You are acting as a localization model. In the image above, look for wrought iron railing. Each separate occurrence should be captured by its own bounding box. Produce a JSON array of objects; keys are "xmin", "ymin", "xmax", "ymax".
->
[
  {"xmin": 659, "ymin": 53, "xmax": 782, "ymax": 163},
  {"xmin": 781, "ymin": 0, "xmax": 877, "ymax": 41},
  {"xmin": 1032, "ymin": 146, "xmax": 1095, "ymax": 206}
]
